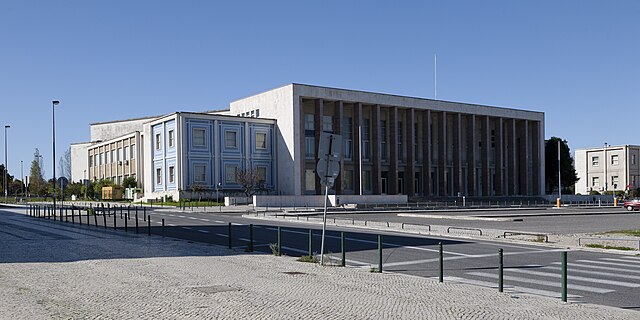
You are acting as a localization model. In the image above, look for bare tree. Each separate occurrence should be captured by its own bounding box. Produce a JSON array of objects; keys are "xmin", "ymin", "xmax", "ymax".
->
[{"xmin": 235, "ymin": 168, "xmax": 266, "ymax": 197}]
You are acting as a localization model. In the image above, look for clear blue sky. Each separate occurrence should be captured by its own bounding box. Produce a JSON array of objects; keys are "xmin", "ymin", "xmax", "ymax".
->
[{"xmin": 1, "ymin": 1, "xmax": 638, "ymax": 181}]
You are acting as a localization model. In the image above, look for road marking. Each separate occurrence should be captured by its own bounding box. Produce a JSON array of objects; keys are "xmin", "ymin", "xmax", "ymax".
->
[
  {"xmin": 600, "ymin": 257, "xmax": 640, "ymax": 264},
  {"xmin": 178, "ymin": 215, "xmax": 186, "ymax": 218},
  {"xmin": 617, "ymin": 255, "xmax": 640, "ymax": 261},
  {"xmin": 439, "ymin": 276, "xmax": 582, "ymax": 299},
  {"xmin": 466, "ymin": 272, "xmax": 614, "ymax": 293},
  {"xmin": 167, "ymin": 224, "xmax": 176, "ymax": 227},
  {"xmin": 189, "ymin": 217, "xmax": 198, "ymax": 220},
  {"xmin": 551, "ymin": 262, "xmax": 640, "ymax": 274},
  {"xmin": 182, "ymin": 227, "xmax": 193, "ymax": 230},
  {"xmin": 214, "ymin": 220, "xmax": 225, "ymax": 224},
  {"xmin": 576, "ymin": 259, "xmax": 639, "ymax": 268},
  {"xmin": 278, "ymin": 245, "xmax": 370, "ymax": 266},
  {"xmin": 504, "ymin": 268, "xmax": 640, "ymax": 287},
  {"xmin": 216, "ymin": 233, "xmax": 228, "ymax": 238},
  {"xmin": 199, "ymin": 219, "xmax": 210, "ymax": 222},
  {"xmin": 543, "ymin": 266, "xmax": 640, "ymax": 281}
]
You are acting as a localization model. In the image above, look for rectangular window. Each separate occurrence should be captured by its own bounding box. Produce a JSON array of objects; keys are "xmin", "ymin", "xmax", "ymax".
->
[
  {"xmin": 322, "ymin": 115, "xmax": 333, "ymax": 132},
  {"xmin": 343, "ymin": 170, "xmax": 354, "ymax": 191},
  {"xmin": 343, "ymin": 117, "xmax": 353, "ymax": 159},
  {"xmin": 591, "ymin": 156, "xmax": 599, "ymax": 166},
  {"xmin": 100, "ymin": 153, "xmax": 104, "ymax": 165},
  {"xmin": 89, "ymin": 155, "xmax": 94, "ymax": 167},
  {"xmin": 130, "ymin": 144, "xmax": 136, "ymax": 159},
  {"xmin": 363, "ymin": 170, "xmax": 372, "ymax": 191},
  {"xmin": 304, "ymin": 114, "xmax": 314, "ymax": 131},
  {"xmin": 156, "ymin": 168, "xmax": 162, "ymax": 185},
  {"xmin": 305, "ymin": 169, "xmax": 315, "ymax": 191},
  {"xmin": 592, "ymin": 177, "xmax": 600, "ymax": 187},
  {"xmin": 118, "ymin": 148, "xmax": 123, "ymax": 162},
  {"xmin": 192, "ymin": 128, "xmax": 205, "ymax": 147},
  {"xmin": 111, "ymin": 150, "xmax": 115, "ymax": 164},
  {"xmin": 381, "ymin": 120, "xmax": 387, "ymax": 160},
  {"xmin": 193, "ymin": 164, "xmax": 206, "ymax": 183},
  {"xmin": 633, "ymin": 154, "xmax": 637, "ymax": 165},
  {"xmin": 124, "ymin": 146, "xmax": 129, "ymax": 160},
  {"xmin": 611, "ymin": 155, "xmax": 619, "ymax": 166},
  {"xmin": 169, "ymin": 166, "xmax": 175, "ymax": 183},
  {"xmin": 612, "ymin": 175, "xmax": 619, "ymax": 188},
  {"xmin": 305, "ymin": 137, "xmax": 315, "ymax": 158},
  {"xmin": 255, "ymin": 132, "xmax": 267, "ymax": 149},
  {"xmin": 256, "ymin": 166, "xmax": 267, "ymax": 184},
  {"xmin": 105, "ymin": 151, "xmax": 110, "ymax": 164},
  {"xmin": 155, "ymin": 133, "xmax": 161, "ymax": 150},
  {"xmin": 168, "ymin": 130, "xmax": 174, "ymax": 148},
  {"xmin": 225, "ymin": 165, "xmax": 237, "ymax": 183},
  {"xmin": 225, "ymin": 131, "xmax": 237, "ymax": 148},
  {"xmin": 362, "ymin": 118, "xmax": 370, "ymax": 159}
]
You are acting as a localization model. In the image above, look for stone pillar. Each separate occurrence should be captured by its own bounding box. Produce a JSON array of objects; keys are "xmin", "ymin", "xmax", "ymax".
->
[
  {"xmin": 389, "ymin": 107, "xmax": 398, "ymax": 195},
  {"xmin": 298, "ymin": 97, "xmax": 306, "ymax": 195},
  {"xmin": 466, "ymin": 114, "xmax": 477, "ymax": 196},
  {"xmin": 422, "ymin": 110, "xmax": 432, "ymax": 196},
  {"xmin": 494, "ymin": 118, "xmax": 504, "ymax": 196},
  {"xmin": 438, "ymin": 112, "xmax": 447, "ymax": 196},
  {"xmin": 531, "ymin": 121, "xmax": 541, "ymax": 195},
  {"xmin": 518, "ymin": 120, "xmax": 530, "ymax": 195},
  {"xmin": 406, "ymin": 108, "xmax": 416, "ymax": 196},
  {"xmin": 507, "ymin": 119, "xmax": 517, "ymax": 195},
  {"xmin": 481, "ymin": 116, "xmax": 490, "ymax": 196},
  {"xmin": 354, "ymin": 103, "xmax": 363, "ymax": 195},
  {"xmin": 334, "ymin": 101, "xmax": 343, "ymax": 195},
  {"xmin": 372, "ymin": 105, "xmax": 382, "ymax": 194},
  {"xmin": 453, "ymin": 113, "xmax": 462, "ymax": 196}
]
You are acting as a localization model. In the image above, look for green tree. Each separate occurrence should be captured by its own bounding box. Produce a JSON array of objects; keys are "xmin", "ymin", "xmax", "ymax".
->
[
  {"xmin": 121, "ymin": 176, "xmax": 137, "ymax": 188},
  {"xmin": 545, "ymin": 137, "xmax": 579, "ymax": 194},
  {"xmin": 0, "ymin": 164, "xmax": 15, "ymax": 196},
  {"xmin": 29, "ymin": 149, "xmax": 46, "ymax": 197}
]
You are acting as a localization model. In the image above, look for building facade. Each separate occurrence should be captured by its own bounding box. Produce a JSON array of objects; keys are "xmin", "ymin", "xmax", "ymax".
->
[
  {"xmin": 231, "ymin": 84, "xmax": 545, "ymax": 197},
  {"xmin": 574, "ymin": 145, "xmax": 640, "ymax": 195}
]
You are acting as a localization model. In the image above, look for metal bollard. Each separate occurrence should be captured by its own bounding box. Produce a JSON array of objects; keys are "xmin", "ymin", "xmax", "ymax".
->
[
  {"xmin": 113, "ymin": 210, "xmax": 117, "ymax": 230},
  {"xmin": 378, "ymin": 235, "xmax": 383, "ymax": 273},
  {"xmin": 103, "ymin": 212, "xmax": 107, "ymax": 229},
  {"xmin": 94, "ymin": 211, "xmax": 98, "ymax": 226},
  {"xmin": 87, "ymin": 209, "xmax": 90, "ymax": 226},
  {"xmin": 135, "ymin": 212, "xmax": 139, "ymax": 234},
  {"xmin": 148, "ymin": 217, "xmax": 151, "ymax": 236},
  {"xmin": 162, "ymin": 218, "xmax": 165, "ymax": 237},
  {"xmin": 78, "ymin": 209, "xmax": 81, "ymax": 224},
  {"xmin": 277, "ymin": 226, "xmax": 282, "ymax": 256},
  {"xmin": 498, "ymin": 248, "xmax": 504, "ymax": 292},
  {"xmin": 124, "ymin": 213, "xmax": 128, "ymax": 232},
  {"xmin": 562, "ymin": 251, "xmax": 568, "ymax": 302},
  {"xmin": 65, "ymin": 207, "xmax": 68, "ymax": 222},
  {"xmin": 341, "ymin": 231, "xmax": 346, "ymax": 267},
  {"xmin": 228, "ymin": 223, "xmax": 232, "ymax": 249},
  {"xmin": 308, "ymin": 229, "xmax": 312, "ymax": 256},
  {"xmin": 439, "ymin": 242, "xmax": 444, "ymax": 282},
  {"xmin": 71, "ymin": 208, "xmax": 75, "ymax": 224},
  {"xmin": 248, "ymin": 224, "xmax": 254, "ymax": 252}
]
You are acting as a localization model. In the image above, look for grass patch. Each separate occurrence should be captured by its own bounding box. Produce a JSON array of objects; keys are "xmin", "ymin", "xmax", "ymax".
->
[
  {"xmin": 585, "ymin": 244, "xmax": 636, "ymax": 251},
  {"xmin": 297, "ymin": 255, "xmax": 319, "ymax": 263},
  {"xmin": 603, "ymin": 230, "xmax": 640, "ymax": 237}
]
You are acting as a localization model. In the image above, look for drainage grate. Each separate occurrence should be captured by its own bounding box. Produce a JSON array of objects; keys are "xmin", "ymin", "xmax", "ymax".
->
[
  {"xmin": 282, "ymin": 271, "xmax": 307, "ymax": 276},
  {"xmin": 193, "ymin": 285, "xmax": 240, "ymax": 294}
]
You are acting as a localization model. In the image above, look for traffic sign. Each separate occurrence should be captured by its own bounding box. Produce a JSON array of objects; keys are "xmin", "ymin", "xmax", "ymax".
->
[{"xmin": 316, "ymin": 158, "xmax": 340, "ymax": 187}]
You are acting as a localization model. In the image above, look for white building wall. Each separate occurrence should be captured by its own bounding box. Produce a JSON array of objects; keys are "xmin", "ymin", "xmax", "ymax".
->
[
  {"xmin": 90, "ymin": 117, "xmax": 154, "ymax": 142},
  {"xmin": 575, "ymin": 145, "xmax": 640, "ymax": 195},
  {"xmin": 70, "ymin": 142, "xmax": 91, "ymax": 182}
]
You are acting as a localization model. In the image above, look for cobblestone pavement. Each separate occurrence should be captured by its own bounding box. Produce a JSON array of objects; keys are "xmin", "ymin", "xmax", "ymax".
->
[{"xmin": 1, "ymin": 209, "xmax": 638, "ymax": 319}]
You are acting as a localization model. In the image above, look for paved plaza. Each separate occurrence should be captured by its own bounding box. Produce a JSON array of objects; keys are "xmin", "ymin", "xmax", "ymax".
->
[{"xmin": 1, "ymin": 207, "xmax": 638, "ymax": 319}]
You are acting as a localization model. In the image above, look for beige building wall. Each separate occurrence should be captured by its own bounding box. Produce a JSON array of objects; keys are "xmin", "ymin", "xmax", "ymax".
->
[{"xmin": 575, "ymin": 145, "xmax": 640, "ymax": 195}]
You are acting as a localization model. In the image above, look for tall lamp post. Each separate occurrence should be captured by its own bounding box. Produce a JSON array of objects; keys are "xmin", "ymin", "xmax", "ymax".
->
[
  {"xmin": 52, "ymin": 100, "xmax": 60, "ymax": 212},
  {"xmin": 557, "ymin": 140, "xmax": 561, "ymax": 204},
  {"xmin": 604, "ymin": 142, "xmax": 608, "ymax": 201},
  {"xmin": 20, "ymin": 160, "xmax": 23, "ymax": 198},
  {"xmin": 4, "ymin": 125, "xmax": 10, "ymax": 202}
]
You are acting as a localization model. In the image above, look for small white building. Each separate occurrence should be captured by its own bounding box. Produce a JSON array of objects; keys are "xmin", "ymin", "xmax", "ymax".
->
[{"xmin": 574, "ymin": 145, "xmax": 640, "ymax": 195}]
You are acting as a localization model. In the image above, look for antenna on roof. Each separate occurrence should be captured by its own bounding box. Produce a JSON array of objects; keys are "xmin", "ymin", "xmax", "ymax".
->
[{"xmin": 434, "ymin": 54, "xmax": 437, "ymax": 100}]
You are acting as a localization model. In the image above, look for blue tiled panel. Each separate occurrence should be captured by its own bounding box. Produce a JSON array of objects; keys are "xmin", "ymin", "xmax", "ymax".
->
[
  {"xmin": 153, "ymin": 160, "xmax": 164, "ymax": 192},
  {"xmin": 249, "ymin": 124, "xmax": 273, "ymax": 159},
  {"xmin": 219, "ymin": 121, "xmax": 244, "ymax": 157}
]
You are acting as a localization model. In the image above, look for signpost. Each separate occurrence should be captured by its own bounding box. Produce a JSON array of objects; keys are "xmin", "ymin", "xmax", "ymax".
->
[{"xmin": 317, "ymin": 132, "xmax": 342, "ymax": 265}]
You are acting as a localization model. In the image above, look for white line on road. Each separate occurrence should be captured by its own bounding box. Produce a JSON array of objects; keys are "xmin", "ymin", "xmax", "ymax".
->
[
  {"xmin": 197, "ymin": 230, "xmax": 210, "ymax": 234},
  {"xmin": 438, "ymin": 276, "xmax": 582, "ymax": 299},
  {"xmin": 543, "ymin": 266, "xmax": 640, "ymax": 281},
  {"xmin": 551, "ymin": 262, "xmax": 640, "ymax": 274},
  {"xmin": 214, "ymin": 220, "xmax": 225, "ymax": 224},
  {"xmin": 466, "ymin": 272, "xmax": 614, "ymax": 293},
  {"xmin": 504, "ymin": 268, "xmax": 640, "ymax": 287},
  {"xmin": 167, "ymin": 224, "xmax": 176, "ymax": 227},
  {"xmin": 216, "ymin": 233, "xmax": 228, "ymax": 238},
  {"xmin": 576, "ymin": 259, "xmax": 639, "ymax": 268},
  {"xmin": 182, "ymin": 227, "xmax": 193, "ymax": 230}
]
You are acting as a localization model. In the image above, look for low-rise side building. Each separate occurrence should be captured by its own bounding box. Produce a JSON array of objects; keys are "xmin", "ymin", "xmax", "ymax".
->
[{"xmin": 575, "ymin": 145, "xmax": 640, "ymax": 195}]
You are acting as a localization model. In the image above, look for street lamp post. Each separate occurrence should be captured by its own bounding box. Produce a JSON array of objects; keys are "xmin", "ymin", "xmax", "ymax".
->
[
  {"xmin": 52, "ymin": 100, "xmax": 60, "ymax": 212},
  {"xmin": 4, "ymin": 125, "xmax": 10, "ymax": 202},
  {"xmin": 558, "ymin": 140, "xmax": 561, "ymax": 204},
  {"xmin": 604, "ymin": 142, "xmax": 608, "ymax": 200},
  {"xmin": 20, "ymin": 160, "xmax": 23, "ymax": 198}
]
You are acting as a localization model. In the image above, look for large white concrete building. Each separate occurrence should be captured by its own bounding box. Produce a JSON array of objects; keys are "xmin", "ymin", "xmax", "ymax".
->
[
  {"xmin": 71, "ymin": 83, "xmax": 546, "ymax": 201},
  {"xmin": 574, "ymin": 145, "xmax": 640, "ymax": 195}
]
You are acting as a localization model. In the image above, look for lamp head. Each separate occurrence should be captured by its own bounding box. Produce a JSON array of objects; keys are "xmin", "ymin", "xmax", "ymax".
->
[
  {"xmin": 4, "ymin": 125, "xmax": 9, "ymax": 128},
  {"xmin": 52, "ymin": 100, "xmax": 60, "ymax": 106}
]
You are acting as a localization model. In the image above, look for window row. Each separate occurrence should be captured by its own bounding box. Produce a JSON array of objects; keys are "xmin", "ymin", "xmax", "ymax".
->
[
  {"xmin": 591, "ymin": 154, "xmax": 621, "ymax": 167},
  {"xmin": 89, "ymin": 145, "xmax": 136, "ymax": 167},
  {"xmin": 155, "ymin": 130, "xmax": 175, "ymax": 150},
  {"xmin": 156, "ymin": 164, "xmax": 269, "ymax": 186},
  {"xmin": 191, "ymin": 128, "xmax": 268, "ymax": 150}
]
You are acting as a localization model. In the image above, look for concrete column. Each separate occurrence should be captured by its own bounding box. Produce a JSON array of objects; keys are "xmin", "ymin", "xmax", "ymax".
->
[
  {"xmin": 453, "ymin": 113, "xmax": 462, "ymax": 195},
  {"xmin": 466, "ymin": 114, "xmax": 477, "ymax": 196},
  {"xmin": 335, "ymin": 101, "xmax": 343, "ymax": 195},
  {"xmin": 531, "ymin": 120, "xmax": 541, "ymax": 195},
  {"xmin": 518, "ymin": 120, "xmax": 530, "ymax": 195},
  {"xmin": 507, "ymin": 119, "xmax": 517, "ymax": 195},
  {"xmin": 372, "ymin": 104, "xmax": 381, "ymax": 194},
  {"xmin": 389, "ymin": 107, "xmax": 398, "ymax": 194},
  {"xmin": 314, "ymin": 99, "xmax": 324, "ymax": 194},
  {"xmin": 354, "ymin": 103, "xmax": 363, "ymax": 195},
  {"xmin": 422, "ymin": 110, "xmax": 432, "ymax": 196},
  {"xmin": 494, "ymin": 118, "xmax": 504, "ymax": 196},
  {"xmin": 481, "ymin": 116, "xmax": 490, "ymax": 196},
  {"xmin": 298, "ymin": 97, "xmax": 306, "ymax": 195},
  {"xmin": 438, "ymin": 112, "xmax": 447, "ymax": 196},
  {"xmin": 406, "ymin": 108, "xmax": 416, "ymax": 196}
]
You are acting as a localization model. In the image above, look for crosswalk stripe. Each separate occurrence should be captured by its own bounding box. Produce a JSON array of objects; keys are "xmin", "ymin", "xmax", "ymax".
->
[
  {"xmin": 466, "ymin": 272, "xmax": 614, "ymax": 293},
  {"xmin": 543, "ymin": 266, "xmax": 640, "ymax": 281},
  {"xmin": 439, "ymin": 276, "xmax": 582, "ymax": 299},
  {"xmin": 617, "ymin": 255, "xmax": 640, "ymax": 261},
  {"xmin": 600, "ymin": 257, "xmax": 640, "ymax": 264},
  {"xmin": 576, "ymin": 259, "xmax": 639, "ymax": 268},
  {"xmin": 551, "ymin": 262, "xmax": 640, "ymax": 274},
  {"xmin": 504, "ymin": 268, "xmax": 640, "ymax": 287}
]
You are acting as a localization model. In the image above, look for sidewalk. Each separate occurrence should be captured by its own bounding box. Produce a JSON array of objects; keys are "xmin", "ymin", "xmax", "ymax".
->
[{"xmin": 0, "ymin": 208, "xmax": 637, "ymax": 319}]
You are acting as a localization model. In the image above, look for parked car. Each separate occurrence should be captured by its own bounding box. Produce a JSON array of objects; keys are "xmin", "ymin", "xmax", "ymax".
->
[{"xmin": 623, "ymin": 198, "xmax": 640, "ymax": 211}]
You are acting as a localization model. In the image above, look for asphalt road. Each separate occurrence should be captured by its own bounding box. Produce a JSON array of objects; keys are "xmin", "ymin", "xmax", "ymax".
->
[{"xmin": 6, "ymin": 205, "xmax": 640, "ymax": 311}]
